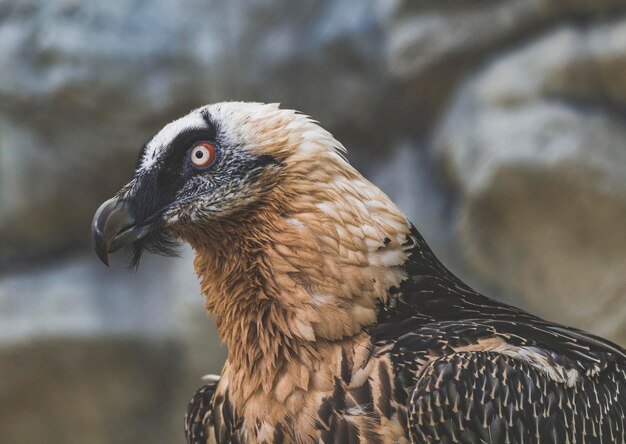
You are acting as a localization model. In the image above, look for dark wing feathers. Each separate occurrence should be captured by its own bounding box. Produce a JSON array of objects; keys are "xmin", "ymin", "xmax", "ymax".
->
[
  {"xmin": 408, "ymin": 352, "xmax": 626, "ymax": 444},
  {"xmin": 184, "ymin": 383, "xmax": 217, "ymax": 444},
  {"xmin": 184, "ymin": 381, "xmax": 246, "ymax": 444},
  {"xmin": 375, "ymin": 226, "xmax": 626, "ymax": 443}
]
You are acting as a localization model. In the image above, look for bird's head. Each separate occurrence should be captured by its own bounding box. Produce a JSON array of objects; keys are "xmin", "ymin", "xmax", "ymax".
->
[
  {"xmin": 93, "ymin": 101, "xmax": 411, "ymax": 369},
  {"xmin": 92, "ymin": 102, "xmax": 351, "ymax": 267}
]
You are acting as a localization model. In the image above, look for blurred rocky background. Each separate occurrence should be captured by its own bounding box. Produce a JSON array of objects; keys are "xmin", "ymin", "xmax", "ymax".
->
[{"xmin": 1, "ymin": 0, "xmax": 625, "ymax": 442}]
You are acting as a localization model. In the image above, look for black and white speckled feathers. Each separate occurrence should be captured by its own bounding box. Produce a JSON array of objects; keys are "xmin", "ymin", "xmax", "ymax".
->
[
  {"xmin": 375, "ymin": 226, "xmax": 626, "ymax": 443},
  {"xmin": 409, "ymin": 352, "xmax": 625, "ymax": 443}
]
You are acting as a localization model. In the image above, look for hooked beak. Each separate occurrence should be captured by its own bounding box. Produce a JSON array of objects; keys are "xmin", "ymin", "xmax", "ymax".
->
[{"xmin": 92, "ymin": 197, "xmax": 152, "ymax": 266}]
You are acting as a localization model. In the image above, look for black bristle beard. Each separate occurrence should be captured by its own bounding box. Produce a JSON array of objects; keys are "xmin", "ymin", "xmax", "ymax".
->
[{"xmin": 126, "ymin": 220, "xmax": 181, "ymax": 270}]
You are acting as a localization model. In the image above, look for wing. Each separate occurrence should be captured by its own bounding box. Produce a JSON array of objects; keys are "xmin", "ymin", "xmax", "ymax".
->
[
  {"xmin": 184, "ymin": 382, "xmax": 218, "ymax": 444},
  {"xmin": 185, "ymin": 377, "xmax": 249, "ymax": 444},
  {"xmin": 408, "ymin": 351, "xmax": 626, "ymax": 444}
]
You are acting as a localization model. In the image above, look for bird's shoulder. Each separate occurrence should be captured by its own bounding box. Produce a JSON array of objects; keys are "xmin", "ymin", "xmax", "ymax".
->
[{"xmin": 370, "ymin": 225, "xmax": 626, "ymax": 384}]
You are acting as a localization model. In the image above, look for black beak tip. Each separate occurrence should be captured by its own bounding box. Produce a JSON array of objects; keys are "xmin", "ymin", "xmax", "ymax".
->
[
  {"xmin": 92, "ymin": 213, "xmax": 110, "ymax": 266},
  {"xmin": 92, "ymin": 197, "xmax": 121, "ymax": 267},
  {"xmin": 95, "ymin": 245, "xmax": 110, "ymax": 266}
]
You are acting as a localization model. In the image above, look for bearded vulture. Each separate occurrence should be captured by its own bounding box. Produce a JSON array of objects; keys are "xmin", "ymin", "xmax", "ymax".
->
[{"xmin": 92, "ymin": 102, "xmax": 626, "ymax": 443}]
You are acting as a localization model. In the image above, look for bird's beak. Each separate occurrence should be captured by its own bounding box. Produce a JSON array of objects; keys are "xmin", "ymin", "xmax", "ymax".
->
[{"xmin": 92, "ymin": 196, "xmax": 152, "ymax": 266}]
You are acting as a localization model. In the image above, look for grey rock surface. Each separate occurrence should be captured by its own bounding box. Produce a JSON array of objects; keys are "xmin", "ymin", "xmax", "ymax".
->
[
  {"xmin": 435, "ymin": 23, "xmax": 626, "ymax": 342},
  {"xmin": 1, "ymin": 1, "xmax": 626, "ymax": 443}
]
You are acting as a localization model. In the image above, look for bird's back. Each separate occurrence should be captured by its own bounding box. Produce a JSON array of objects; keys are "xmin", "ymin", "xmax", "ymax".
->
[{"xmin": 368, "ymin": 225, "xmax": 626, "ymax": 443}]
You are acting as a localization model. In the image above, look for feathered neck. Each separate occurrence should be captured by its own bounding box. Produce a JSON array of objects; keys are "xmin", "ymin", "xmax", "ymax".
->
[{"xmin": 189, "ymin": 134, "xmax": 411, "ymax": 408}]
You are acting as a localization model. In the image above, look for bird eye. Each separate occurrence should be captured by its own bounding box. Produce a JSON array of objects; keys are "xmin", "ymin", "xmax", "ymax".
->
[{"xmin": 190, "ymin": 143, "xmax": 216, "ymax": 168}]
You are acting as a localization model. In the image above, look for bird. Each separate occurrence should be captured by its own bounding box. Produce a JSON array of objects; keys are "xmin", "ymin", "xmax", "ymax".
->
[{"xmin": 92, "ymin": 102, "xmax": 626, "ymax": 443}]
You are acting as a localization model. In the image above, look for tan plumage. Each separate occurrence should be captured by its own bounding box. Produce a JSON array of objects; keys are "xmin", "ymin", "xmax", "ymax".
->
[
  {"xmin": 93, "ymin": 102, "xmax": 626, "ymax": 444},
  {"xmin": 183, "ymin": 104, "xmax": 411, "ymax": 441}
]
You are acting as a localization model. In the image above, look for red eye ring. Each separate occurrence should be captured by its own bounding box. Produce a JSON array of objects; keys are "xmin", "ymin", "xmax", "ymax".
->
[{"xmin": 190, "ymin": 142, "xmax": 216, "ymax": 168}]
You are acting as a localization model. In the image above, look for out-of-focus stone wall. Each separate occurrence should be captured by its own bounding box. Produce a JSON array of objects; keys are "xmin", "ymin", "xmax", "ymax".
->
[{"xmin": 1, "ymin": 1, "xmax": 625, "ymax": 442}]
